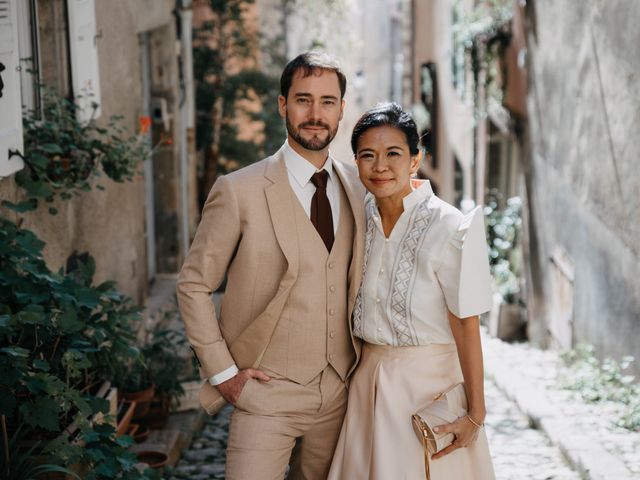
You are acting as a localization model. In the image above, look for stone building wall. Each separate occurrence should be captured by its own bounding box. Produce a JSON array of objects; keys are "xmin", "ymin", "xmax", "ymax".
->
[
  {"xmin": 524, "ymin": 1, "xmax": 640, "ymax": 370},
  {"xmin": 0, "ymin": 0, "xmax": 189, "ymax": 303}
]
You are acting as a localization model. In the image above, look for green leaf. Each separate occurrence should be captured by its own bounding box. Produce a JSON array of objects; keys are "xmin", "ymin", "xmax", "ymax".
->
[
  {"xmin": 20, "ymin": 395, "xmax": 61, "ymax": 431},
  {"xmin": 40, "ymin": 143, "xmax": 64, "ymax": 154},
  {"xmin": 33, "ymin": 359, "xmax": 51, "ymax": 371},
  {"xmin": 57, "ymin": 308, "xmax": 84, "ymax": 333},
  {"xmin": 1, "ymin": 198, "xmax": 38, "ymax": 212},
  {"xmin": 49, "ymin": 207, "xmax": 59, "ymax": 215},
  {"xmin": 29, "ymin": 152, "xmax": 50, "ymax": 168},
  {"xmin": 1, "ymin": 346, "xmax": 30, "ymax": 358}
]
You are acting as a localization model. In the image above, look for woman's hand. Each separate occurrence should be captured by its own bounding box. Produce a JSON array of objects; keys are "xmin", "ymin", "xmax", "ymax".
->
[{"xmin": 431, "ymin": 415, "xmax": 482, "ymax": 460}]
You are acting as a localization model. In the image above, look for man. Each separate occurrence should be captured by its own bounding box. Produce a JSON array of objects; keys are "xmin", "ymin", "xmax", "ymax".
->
[{"xmin": 177, "ymin": 51, "xmax": 366, "ymax": 480}]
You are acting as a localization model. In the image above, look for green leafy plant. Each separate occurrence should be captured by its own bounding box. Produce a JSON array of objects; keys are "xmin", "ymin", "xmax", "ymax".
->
[
  {"xmin": 484, "ymin": 192, "xmax": 523, "ymax": 304},
  {"xmin": 559, "ymin": 344, "xmax": 640, "ymax": 431},
  {"xmin": 0, "ymin": 215, "xmax": 158, "ymax": 478},
  {"xmin": 3, "ymin": 88, "xmax": 150, "ymax": 215},
  {"xmin": 143, "ymin": 328, "xmax": 189, "ymax": 407}
]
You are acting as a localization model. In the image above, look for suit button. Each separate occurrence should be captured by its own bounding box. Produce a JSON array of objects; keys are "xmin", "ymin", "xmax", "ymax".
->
[
  {"xmin": 329, "ymin": 285, "xmax": 336, "ymax": 293},
  {"xmin": 328, "ymin": 262, "xmax": 335, "ymax": 269},
  {"xmin": 330, "ymin": 330, "xmax": 336, "ymax": 338},
  {"xmin": 329, "ymin": 309, "xmax": 335, "ymax": 315}
]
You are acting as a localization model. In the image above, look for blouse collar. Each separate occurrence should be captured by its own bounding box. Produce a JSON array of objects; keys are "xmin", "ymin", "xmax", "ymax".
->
[{"xmin": 402, "ymin": 179, "xmax": 434, "ymax": 211}]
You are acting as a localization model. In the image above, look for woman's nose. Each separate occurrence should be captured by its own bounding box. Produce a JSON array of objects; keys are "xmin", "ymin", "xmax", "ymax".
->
[{"xmin": 372, "ymin": 159, "xmax": 388, "ymax": 172}]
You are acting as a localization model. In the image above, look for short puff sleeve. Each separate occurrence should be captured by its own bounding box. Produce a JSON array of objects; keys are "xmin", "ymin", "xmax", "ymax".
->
[{"xmin": 436, "ymin": 206, "xmax": 493, "ymax": 318}]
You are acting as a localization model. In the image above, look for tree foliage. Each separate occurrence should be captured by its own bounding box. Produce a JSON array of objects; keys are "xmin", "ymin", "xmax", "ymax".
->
[{"xmin": 193, "ymin": 0, "xmax": 286, "ymax": 205}]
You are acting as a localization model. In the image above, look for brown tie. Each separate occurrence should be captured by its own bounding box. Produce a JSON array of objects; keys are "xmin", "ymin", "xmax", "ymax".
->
[{"xmin": 310, "ymin": 170, "xmax": 334, "ymax": 252}]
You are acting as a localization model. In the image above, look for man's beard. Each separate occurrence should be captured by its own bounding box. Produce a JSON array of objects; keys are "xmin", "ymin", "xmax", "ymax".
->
[{"xmin": 286, "ymin": 115, "xmax": 338, "ymax": 151}]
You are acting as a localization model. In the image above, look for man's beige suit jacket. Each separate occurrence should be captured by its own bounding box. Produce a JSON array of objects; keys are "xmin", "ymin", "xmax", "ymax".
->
[{"xmin": 177, "ymin": 147, "xmax": 366, "ymax": 414}]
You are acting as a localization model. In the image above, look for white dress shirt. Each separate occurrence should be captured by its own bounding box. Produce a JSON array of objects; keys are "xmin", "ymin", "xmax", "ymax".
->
[
  {"xmin": 209, "ymin": 140, "xmax": 342, "ymax": 385},
  {"xmin": 352, "ymin": 181, "xmax": 493, "ymax": 346}
]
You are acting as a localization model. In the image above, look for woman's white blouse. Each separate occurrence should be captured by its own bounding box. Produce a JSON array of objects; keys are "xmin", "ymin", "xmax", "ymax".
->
[{"xmin": 352, "ymin": 181, "xmax": 493, "ymax": 346}]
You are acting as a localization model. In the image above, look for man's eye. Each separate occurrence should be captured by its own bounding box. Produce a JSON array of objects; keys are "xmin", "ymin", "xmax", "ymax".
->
[
  {"xmin": 297, "ymin": 98, "xmax": 310, "ymax": 104},
  {"xmin": 323, "ymin": 100, "xmax": 335, "ymax": 106}
]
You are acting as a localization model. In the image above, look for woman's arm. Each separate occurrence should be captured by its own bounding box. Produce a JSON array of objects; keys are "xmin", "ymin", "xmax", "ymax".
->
[
  {"xmin": 431, "ymin": 310, "xmax": 485, "ymax": 460},
  {"xmin": 448, "ymin": 310, "xmax": 486, "ymax": 424}
]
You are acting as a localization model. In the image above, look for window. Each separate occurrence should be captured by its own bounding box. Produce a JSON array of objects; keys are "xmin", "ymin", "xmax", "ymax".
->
[
  {"xmin": 0, "ymin": 0, "xmax": 25, "ymax": 177},
  {"xmin": 67, "ymin": 0, "xmax": 101, "ymax": 123}
]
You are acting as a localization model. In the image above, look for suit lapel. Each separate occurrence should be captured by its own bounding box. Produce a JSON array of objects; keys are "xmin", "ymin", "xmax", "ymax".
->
[{"xmin": 264, "ymin": 151, "xmax": 300, "ymax": 276}]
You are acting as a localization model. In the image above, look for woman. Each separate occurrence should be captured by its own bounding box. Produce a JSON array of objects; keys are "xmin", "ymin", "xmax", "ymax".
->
[{"xmin": 328, "ymin": 103, "xmax": 495, "ymax": 479}]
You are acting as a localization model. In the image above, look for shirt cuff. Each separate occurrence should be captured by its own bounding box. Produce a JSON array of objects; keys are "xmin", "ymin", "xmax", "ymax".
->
[{"xmin": 208, "ymin": 364, "xmax": 239, "ymax": 386}]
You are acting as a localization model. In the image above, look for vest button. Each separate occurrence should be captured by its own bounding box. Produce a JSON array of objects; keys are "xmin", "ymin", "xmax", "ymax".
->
[
  {"xmin": 329, "ymin": 354, "xmax": 335, "ymax": 361},
  {"xmin": 329, "ymin": 308, "xmax": 335, "ymax": 315},
  {"xmin": 330, "ymin": 330, "xmax": 336, "ymax": 338},
  {"xmin": 328, "ymin": 262, "xmax": 335, "ymax": 269},
  {"xmin": 329, "ymin": 285, "xmax": 335, "ymax": 292}
]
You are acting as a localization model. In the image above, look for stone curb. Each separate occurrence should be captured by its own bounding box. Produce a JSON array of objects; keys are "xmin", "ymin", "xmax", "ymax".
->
[{"xmin": 483, "ymin": 338, "xmax": 636, "ymax": 480}]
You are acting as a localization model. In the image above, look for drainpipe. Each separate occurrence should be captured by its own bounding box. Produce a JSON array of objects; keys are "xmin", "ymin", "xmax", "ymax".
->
[{"xmin": 177, "ymin": 0, "xmax": 194, "ymax": 258}]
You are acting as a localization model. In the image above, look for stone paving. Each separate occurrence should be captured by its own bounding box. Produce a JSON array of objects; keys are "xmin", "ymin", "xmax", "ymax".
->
[{"xmin": 165, "ymin": 376, "xmax": 581, "ymax": 480}]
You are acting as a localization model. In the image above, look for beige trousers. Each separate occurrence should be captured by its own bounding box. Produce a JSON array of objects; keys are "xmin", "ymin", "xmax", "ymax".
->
[{"xmin": 225, "ymin": 365, "xmax": 347, "ymax": 480}]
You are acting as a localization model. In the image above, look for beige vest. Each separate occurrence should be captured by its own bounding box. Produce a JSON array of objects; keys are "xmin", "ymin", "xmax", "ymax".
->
[{"xmin": 260, "ymin": 179, "xmax": 355, "ymax": 385}]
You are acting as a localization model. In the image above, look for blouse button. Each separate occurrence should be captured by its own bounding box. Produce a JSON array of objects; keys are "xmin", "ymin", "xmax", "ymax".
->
[
  {"xmin": 375, "ymin": 298, "xmax": 381, "ymax": 303},
  {"xmin": 380, "ymin": 268, "xmax": 385, "ymax": 274}
]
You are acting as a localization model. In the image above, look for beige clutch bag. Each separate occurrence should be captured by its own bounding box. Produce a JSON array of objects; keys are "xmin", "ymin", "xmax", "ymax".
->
[{"xmin": 411, "ymin": 383, "xmax": 468, "ymax": 478}]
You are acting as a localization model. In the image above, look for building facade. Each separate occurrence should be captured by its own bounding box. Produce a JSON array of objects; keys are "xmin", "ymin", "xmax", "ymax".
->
[{"xmin": 0, "ymin": 0, "xmax": 197, "ymax": 303}]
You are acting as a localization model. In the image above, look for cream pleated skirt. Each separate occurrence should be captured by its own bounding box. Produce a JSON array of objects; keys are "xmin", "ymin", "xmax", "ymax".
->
[{"xmin": 328, "ymin": 342, "xmax": 495, "ymax": 480}]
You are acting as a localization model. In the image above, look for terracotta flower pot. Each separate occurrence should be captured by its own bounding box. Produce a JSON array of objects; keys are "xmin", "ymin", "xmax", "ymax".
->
[
  {"xmin": 116, "ymin": 400, "xmax": 136, "ymax": 437},
  {"xmin": 133, "ymin": 424, "xmax": 150, "ymax": 443},
  {"xmin": 136, "ymin": 450, "xmax": 168, "ymax": 469},
  {"xmin": 120, "ymin": 384, "xmax": 155, "ymax": 420}
]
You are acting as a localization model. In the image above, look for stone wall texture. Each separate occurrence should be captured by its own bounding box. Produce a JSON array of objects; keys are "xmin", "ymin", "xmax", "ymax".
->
[{"xmin": 524, "ymin": 1, "xmax": 640, "ymax": 370}]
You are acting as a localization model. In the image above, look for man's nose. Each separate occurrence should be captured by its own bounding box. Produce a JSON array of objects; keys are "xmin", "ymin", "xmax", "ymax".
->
[{"xmin": 308, "ymin": 101, "xmax": 321, "ymax": 120}]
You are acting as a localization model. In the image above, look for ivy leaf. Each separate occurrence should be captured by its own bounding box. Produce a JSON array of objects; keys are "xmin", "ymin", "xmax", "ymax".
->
[
  {"xmin": 0, "ymin": 346, "xmax": 30, "ymax": 358},
  {"xmin": 20, "ymin": 396, "xmax": 61, "ymax": 431},
  {"xmin": 40, "ymin": 143, "xmax": 64, "ymax": 154},
  {"xmin": 0, "ymin": 314, "xmax": 12, "ymax": 328},
  {"xmin": 1, "ymin": 199, "xmax": 38, "ymax": 213},
  {"xmin": 18, "ymin": 305, "xmax": 47, "ymax": 325},
  {"xmin": 57, "ymin": 309, "xmax": 84, "ymax": 333},
  {"xmin": 29, "ymin": 152, "xmax": 50, "ymax": 168},
  {"xmin": 33, "ymin": 359, "xmax": 51, "ymax": 371}
]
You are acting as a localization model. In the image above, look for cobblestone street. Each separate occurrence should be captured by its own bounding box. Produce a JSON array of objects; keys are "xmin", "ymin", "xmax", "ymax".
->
[{"xmin": 166, "ymin": 377, "xmax": 580, "ymax": 480}]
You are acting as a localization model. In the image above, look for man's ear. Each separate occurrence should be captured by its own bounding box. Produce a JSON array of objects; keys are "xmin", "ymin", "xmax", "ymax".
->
[
  {"xmin": 278, "ymin": 95, "xmax": 287, "ymax": 118},
  {"xmin": 339, "ymin": 99, "xmax": 345, "ymax": 121}
]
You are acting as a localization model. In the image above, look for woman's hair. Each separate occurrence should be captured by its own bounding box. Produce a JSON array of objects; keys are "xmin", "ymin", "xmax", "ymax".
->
[{"xmin": 351, "ymin": 102, "xmax": 420, "ymax": 155}]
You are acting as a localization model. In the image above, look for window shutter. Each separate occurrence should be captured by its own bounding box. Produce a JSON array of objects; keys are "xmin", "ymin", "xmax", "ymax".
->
[
  {"xmin": 67, "ymin": 0, "xmax": 101, "ymax": 123},
  {"xmin": 0, "ymin": 0, "xmax": 25, "ymax": 177}
]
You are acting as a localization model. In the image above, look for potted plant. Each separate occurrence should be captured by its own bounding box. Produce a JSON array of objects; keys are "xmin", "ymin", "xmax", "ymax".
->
[
  {"xmin": 139, "ymin": 329, "xmax": 187, "ymax": 429},
  {"xmin": 484, "ymin": 193, "xmax": 526, "ymax": 341}
]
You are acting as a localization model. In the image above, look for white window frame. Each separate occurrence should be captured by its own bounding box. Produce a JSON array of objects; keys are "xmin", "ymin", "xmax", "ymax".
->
[
  {"xmin": 67, "ymin": 0, "xmax": 101, "ymax": 123},
  {"xmin": 0, "ymin": 0, "xmax": 25, "ymax": 177}
]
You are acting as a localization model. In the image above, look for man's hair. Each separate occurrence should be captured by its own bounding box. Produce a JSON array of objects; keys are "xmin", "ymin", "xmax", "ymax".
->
[
  {"xmin": 280, "ymin": 51, "xmax": 347, "ymax": 99},
  {"xmin": 351, "ymin": 102, "xmax": 420, "ymax": 156}
]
